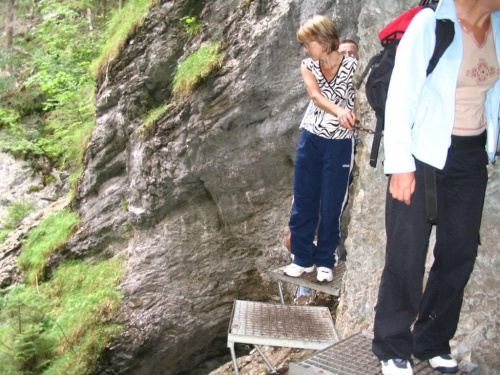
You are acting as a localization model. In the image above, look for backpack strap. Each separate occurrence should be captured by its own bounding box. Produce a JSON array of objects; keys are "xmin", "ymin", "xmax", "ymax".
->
[
  {"xmin": 422, "ymin": 9, "xmax": 455, "ymax": 224},
  {"xmin": 427, "ymin": 18, "xmax": 455, "ymax": 75},
  {"xmin": 423, "ymin": 163, "xmax": 438, "ymax": 224},
  {"xmin": 370, "ymin": 113, "xmax": 384, "ymax": 167},
  {"xmin": 355, "ymin": 52, "xmax": 383, "ymax": 90},
  {"xmin": 420, "ymin": 0, "xmax": 439, "ymax": 5}
]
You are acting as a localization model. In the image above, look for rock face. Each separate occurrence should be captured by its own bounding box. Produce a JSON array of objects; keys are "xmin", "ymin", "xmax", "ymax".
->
[
  {"xmin": 0, "ymin": 151, "xmax": 63, "ymax": 217},
  {"xmin": 67, "ymin": 0, "xmax": 500, "ymax": 374},
  {"xmin": 0, "ymin": 151, "xmax": 69, "ymax": 287}
]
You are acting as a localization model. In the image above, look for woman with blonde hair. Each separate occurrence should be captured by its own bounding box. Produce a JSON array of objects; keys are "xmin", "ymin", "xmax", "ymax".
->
[{"xmin": 284, "ymin": 15, "xmax": 357, "ymax": 283}]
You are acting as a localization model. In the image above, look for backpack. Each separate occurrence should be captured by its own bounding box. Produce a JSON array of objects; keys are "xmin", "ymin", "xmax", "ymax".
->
[{"xmin": 356, "ymin": 0, "xmax": 455, "ymax": 168}]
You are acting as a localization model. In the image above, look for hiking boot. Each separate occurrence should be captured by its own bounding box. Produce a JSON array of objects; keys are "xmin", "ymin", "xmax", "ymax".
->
[
  {"xmin": 316, "ymin": 267, "xmax": 333, "ymax": 283},
  {"xmin": 283, "ymin": 263, "xmax": 314, "ymax": 277},
  {"xmin": 428, "ymin": 355, "xmax": 458, "ymax": 373},
  {"xmin": 381, "ymin": 359, "xmax": 413, "ymax": 375}
]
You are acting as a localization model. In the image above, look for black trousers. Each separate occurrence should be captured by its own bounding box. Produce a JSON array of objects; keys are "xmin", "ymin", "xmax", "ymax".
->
[{"xmin": 372, "ymin": 144, "xmax": 488, "ymax": 361}]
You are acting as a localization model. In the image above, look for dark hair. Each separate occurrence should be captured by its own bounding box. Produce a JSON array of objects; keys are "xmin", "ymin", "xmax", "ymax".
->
[
  {"xmin": 340, "ymin": 39, "xmax": 358, "ymax": 49},
  {"xmin": 296, "ymin": 15, "xmax": 340, "ymax": 53}
]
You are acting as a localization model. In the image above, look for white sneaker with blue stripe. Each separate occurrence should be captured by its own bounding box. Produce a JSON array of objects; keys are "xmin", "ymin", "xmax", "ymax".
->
[
  {"xmin": 381, "ymin": 359, "xmax": 413, "ymax": 375},
  {"xmin": 428, "ymin": 354, "xmax": 458, "ymax": 373},
  {"xmin": 316, "ymin": 266, "xmax": 333, "ymax": 282},
  {"xmin": 283, "ymin": 263, "xmax": 314, "ymax": 277}
]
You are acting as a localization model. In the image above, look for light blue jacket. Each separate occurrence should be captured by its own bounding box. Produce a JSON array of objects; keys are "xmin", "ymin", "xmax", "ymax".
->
[{"xmin": 384, "ymin": 0, "xmax": 500, "ymax": 173}]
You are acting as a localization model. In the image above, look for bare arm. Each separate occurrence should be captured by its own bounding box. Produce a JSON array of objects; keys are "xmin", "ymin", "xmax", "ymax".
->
[{"xmin": 301, "ymin": 64, "xmax": 356, "ymax": 130}]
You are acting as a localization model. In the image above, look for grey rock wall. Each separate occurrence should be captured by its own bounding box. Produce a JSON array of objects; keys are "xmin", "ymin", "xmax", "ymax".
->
[
  {"xmin": 0, "ymin": 151, "xmax": 68, "ymax": 287},
  {"xmin": 74, "ymin": 1, "xmax": 338, "ymax": 373},
  {"xmin": 0, "ymin": 151, "xmax": 63, "ymax": 218},
  {"xmin": 67, "ymin": 0, "xmax": 499, "ymax": 374}
]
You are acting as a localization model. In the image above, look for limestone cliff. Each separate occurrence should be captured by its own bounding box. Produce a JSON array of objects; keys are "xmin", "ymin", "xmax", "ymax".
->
[{"xmin": 65, "ymin": 0, "xmax": 500, "ymax": 373}]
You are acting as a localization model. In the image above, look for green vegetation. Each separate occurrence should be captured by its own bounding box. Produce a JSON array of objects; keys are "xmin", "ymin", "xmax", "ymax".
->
[
  {"xmin": 0, "ymin": 228, "xmax": 12, "ymax": 244},
  {"xmin": 1, "ymin": 199, "xmax": 36, "ymax": 230},
  {"xmin": 121, "ymin": 222, "xmax": 133, "ymax": 234},
  {"xmin": 120, "ymin": 200, "xmax": 129, "ymax": 211},
  {"xmin": 0, "ymin": 200, "xmax": 126, "ymax": 374},
  {"xmin": 0, "ymin": 0, "xmax": 102, "ymax": 181},
  {"xmin": 172, "ymin": 42, "xmax": 225, "ymax": 98},
  {"xmin": 27, "ymin": 185, "xmax": 44, "ymax": 194},
  {"xmin": 68, "ymin": 167, "xmax": 84, "ymax": 202},
  {"xmin": 1, "ymin": 202, "xmax": 125, "ymax": 374},
  {"xmin": 0, "ymin": 199, "xmax": 35, "ymax": 244},
  {"xmin": 242, "ymin": 0, "xmax": 254, "ymax": 8},
  {"xmin": 91, "ymin": 0, "xmax": 161, "ymax": 80},
  {"xmin": 180, "ymin": 16, "xmax": 202, "ymax": 40},
  {"xmin": 0, "ymin": 257, "xmax": 125, "ymax": 374},
  {"xmin": 0, "ymin": 198, "xmax": 35, "ymax": 244},
  {"xmin": 139, "ymin": 103, "xmax": 169, "ymax": 138},
  {"xmin": 1, "ymin": 0, "xmax": 226, "ymax": 179},
  {"xmin": 0, "ymin": 0, "xmax": 231, "ymax": 373},
  {"xmin": 18, "ymin": 209, "xmax": 80, "ymax": 285},
  {"xmin": 0, "ymin": 107, "xmax": 21, "ymax": 129},
  {"xmin": 0, "ymin": 1, "xmax": 227, "ymax": 369}
]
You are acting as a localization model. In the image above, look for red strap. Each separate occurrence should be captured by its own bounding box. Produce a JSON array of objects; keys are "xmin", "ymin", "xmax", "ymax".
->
[{"xmin": 379, "ymin": 6, "xmax": 424, "ymax": 42}]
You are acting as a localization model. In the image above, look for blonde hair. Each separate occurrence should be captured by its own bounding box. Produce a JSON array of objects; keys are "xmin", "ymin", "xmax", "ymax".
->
[{"xmin": 296, "ymin": 15, "xmax": 339, "ymax": 53}]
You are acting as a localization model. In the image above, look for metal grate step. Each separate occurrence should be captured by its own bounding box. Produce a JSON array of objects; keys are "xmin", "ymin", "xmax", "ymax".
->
[
  {"xmin": 268, "ymin": 261, "xmax": 346, "ymax": 298},
  {"xmin": 289, "ymin": 332, "xmax": 479, "ymax": 375},
  {"xmin": 228, "ymin": 300, "xmax": 338, "ymax": 350}
]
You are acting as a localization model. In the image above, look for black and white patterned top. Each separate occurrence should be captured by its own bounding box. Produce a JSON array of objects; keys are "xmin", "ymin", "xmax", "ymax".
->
[{"xmin": 299, "ymin": 56, "xmax": 357, "ymax": 139}]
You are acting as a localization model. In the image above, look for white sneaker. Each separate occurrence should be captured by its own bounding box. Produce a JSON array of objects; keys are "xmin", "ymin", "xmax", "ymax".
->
[
  {"xmin": 381, "ymin": 359, "xmax": 413, "ymax": 375},
  {"xmin": 283, "ymin": 263, "xmax": 314, "ymax": 277},
  {"xmin": 428, "ymin": 354, "xmax": 458, "ymax": 373},
  {"xmin": 316, "ymin": 267, "xmax": 333, "ymax": 282}
]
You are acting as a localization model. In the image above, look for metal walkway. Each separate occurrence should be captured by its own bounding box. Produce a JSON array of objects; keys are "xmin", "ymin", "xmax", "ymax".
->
[
  {"xmin": 268, "ymin": 261, "xmax": 346, "ymax": 303},
  {"xmin": 289, "ymin": 332, "xmax": 479, "ymax": 375},
  {"xmin": 228, "ymin": 300, "xmax": 339, "ymax": 374}
]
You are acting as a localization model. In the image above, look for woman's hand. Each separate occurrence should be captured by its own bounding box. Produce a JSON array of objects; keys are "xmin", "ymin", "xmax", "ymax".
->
[
  {"xmin": 301, "ymin": 66, "xmax": 356, "ymax": 130},
  {"xmin": 389, "ymin": 172, "xmax": 415, "ymax": 205},
  {"xmin": 336, "ymin": 107, "xmax": 356, "ymax": 130}
]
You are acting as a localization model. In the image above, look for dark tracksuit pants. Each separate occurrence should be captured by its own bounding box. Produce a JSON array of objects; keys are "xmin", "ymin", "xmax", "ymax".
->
[
  {"xmin": 289, "ymin": 130, "xmax": 354, "ymax": 269},
  {"xmin": 372, "ymin": 136, "xmax": 488, "ymax": 361}
]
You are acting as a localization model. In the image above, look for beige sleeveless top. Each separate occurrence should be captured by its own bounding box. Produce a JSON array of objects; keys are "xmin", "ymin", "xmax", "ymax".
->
[{"xmin": 454, "ymin": 22, "xmax": 500, "ymax": 136}]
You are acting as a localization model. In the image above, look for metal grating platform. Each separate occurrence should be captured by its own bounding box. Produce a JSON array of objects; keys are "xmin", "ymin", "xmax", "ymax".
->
[
  {"xmin": 268, "ymin": 261, "xmax": 346, "ymax": 297},
  {"xmin": 228, "ymin": 300, "xmax": 338, "ymax": 350},
  {"xmin": 289, "ymin": 332, "xmax": 479, "ymax": 375}
]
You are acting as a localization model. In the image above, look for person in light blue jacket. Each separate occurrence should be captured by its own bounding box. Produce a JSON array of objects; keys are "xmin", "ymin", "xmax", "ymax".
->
[{"xmin": 372, "ymin": 0, "xmax": 500, "ymax": 374}]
